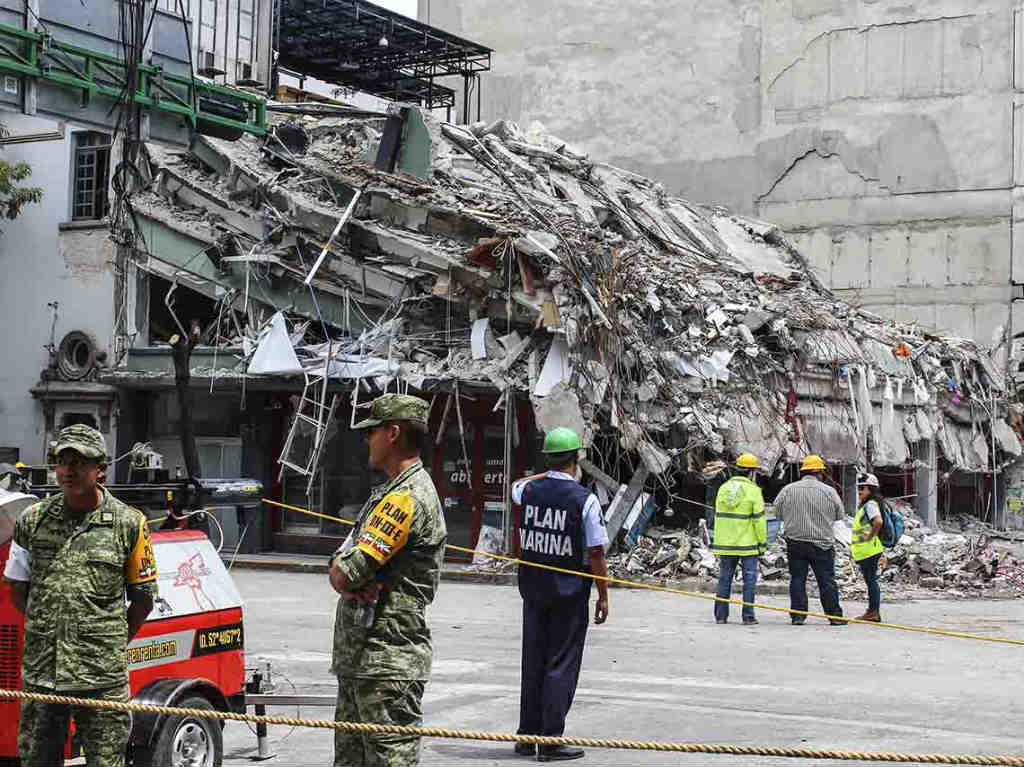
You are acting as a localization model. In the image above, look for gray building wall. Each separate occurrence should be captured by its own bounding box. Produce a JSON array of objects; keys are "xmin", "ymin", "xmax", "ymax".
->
[
  {"xmin": 426, "ymin": 0, "xmax": 1024, "ymax": 347},
  {"xmin": 0, "ymin": 116, "xmax": 117, "ymax": 463}
]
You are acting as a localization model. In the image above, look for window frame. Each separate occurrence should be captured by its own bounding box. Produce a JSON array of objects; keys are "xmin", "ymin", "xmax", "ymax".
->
[{"xmin": 71, "ymin": 131, "xmax": 112, "ymax": 222}]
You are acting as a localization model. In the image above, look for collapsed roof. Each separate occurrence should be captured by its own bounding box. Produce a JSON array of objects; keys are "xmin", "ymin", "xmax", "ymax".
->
[{"xmin": 121, "ymin": 103, "xmax": 1021, "ymax": 476}]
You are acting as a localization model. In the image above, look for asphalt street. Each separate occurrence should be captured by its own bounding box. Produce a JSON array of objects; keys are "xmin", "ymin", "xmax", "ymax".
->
[{"xmin": 223, "ymin": 570, "xmax": 1024, "ymax": 766}]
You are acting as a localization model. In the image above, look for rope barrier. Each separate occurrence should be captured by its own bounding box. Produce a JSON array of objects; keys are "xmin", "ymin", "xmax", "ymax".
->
[
  {"xmin": 2, "ymin": 688, "xmax": 1023, "ymax": 765},
  {"xmin": 261, "ymin": 498, "xmax": 1024, "ymax": 647}
]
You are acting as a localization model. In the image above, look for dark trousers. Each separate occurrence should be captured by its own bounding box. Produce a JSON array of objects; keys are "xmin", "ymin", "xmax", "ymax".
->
[
  {"xmin": 787, "ymin": 540, "xmax": 843, "ymax": 619},
  {"xmin": 857, "ymin": 553, "xmax": 882, "ymax": 611},
  {"xmin": 715, "ymin": 555, "xmax": 759, "ymax": 621},
  {"xmin": 518, "ymin": 596, "xmax": 589, "ymax": 737}
]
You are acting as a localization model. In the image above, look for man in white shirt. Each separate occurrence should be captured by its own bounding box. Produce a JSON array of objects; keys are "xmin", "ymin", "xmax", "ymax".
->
[{"xmin": 510, "ymin": 427, "xmax": 609, "ymax": 763}]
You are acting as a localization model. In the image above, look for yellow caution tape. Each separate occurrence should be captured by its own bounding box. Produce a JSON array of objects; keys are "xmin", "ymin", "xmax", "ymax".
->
[
  {"xmin": 261, "ymin": 498, "xmax": 1024, "ymax": 647},
  {"xmin": 263, "ymin": 498, "xmax": 357, "ymax": 527},
  {"xmin": 1, "ymin": 688, "xmax": 1022, "ymax": 765}
]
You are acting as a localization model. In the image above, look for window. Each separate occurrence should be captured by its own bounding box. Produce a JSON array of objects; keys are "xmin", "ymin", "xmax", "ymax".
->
[
  {"xmin": 197, "ymin": 437, "xmax": 242, "ymax": 478},
  {"xmin": 72, "ymin": 132, "xmax": 111, "ymax": 220},
  {"xmin": 60, "ymin": 413, "xmax": 98, "ymax": 430},
  {"xmin": 235, "ymin": 0, "xmax": 257, "ymax": 82}
]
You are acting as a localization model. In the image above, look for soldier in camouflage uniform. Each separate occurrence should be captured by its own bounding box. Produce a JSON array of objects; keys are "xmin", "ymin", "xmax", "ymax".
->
[
  {"xmin": 328, "ymin": 394, "xmax": 447, "ymax": 767},
  {"xmin": 2, "ymin": 425, "xmax": 158, "ymax": 767}
]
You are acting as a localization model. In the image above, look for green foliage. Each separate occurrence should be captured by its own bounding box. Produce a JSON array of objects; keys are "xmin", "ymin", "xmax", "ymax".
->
[{"xmin": 0, "ymin": 122, "xmax": 43, "ymax": 225}]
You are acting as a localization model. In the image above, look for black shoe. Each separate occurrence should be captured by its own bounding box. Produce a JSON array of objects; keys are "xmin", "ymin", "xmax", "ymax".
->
[
  {"xmin": 829, "ymin": 618, "xmax": 848, "ymax": 626},
  {"xmin": 743, "ymin": 617, "xmax": 759, "ymax": 625},
  {"xmin": 538, "ymin": 745, "xmax": 585, "ymax": 762},
  {"xmin": 791, "ymin": 618, "xmax": 805, "ymax": 625},
  {"xmin": 716, "ymin": 618, "xmax": 727, "ymax": 624},
  {"xmin": 514, "ymin": 742, "xmax": 536, "ymax": 756}
]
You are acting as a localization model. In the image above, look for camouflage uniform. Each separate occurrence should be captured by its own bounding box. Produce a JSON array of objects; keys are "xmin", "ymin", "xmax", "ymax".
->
[
  {"xmin": 8, "ymin": 425, "xmax": 158, "ymax": 767},
  {"xmin": 331, "ymin": 395, "xmax": 447, "ymax": 767}
]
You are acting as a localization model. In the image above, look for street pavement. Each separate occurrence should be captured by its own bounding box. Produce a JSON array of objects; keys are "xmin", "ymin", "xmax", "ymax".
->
[{"xmin": 223, "ymin": 570, "xmax": 1024, "ymax": 766}]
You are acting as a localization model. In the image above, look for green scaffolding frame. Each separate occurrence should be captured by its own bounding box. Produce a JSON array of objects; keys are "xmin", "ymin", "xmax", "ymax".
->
[{"xmin": 0, "ymin": 20, "xmax": 266, "ymax": 139}]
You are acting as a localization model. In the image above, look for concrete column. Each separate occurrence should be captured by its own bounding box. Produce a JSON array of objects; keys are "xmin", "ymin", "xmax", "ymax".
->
[
  {"xmin": 993, "ymin": 471, "xmax": 1008, "ymax": 530},
  {"xmin": 915, "ymin": 439, "xmax": 938, "ymax": 529},
  {"xmin": 841, "ymin": 465, "xmax": 857, "ymax": 516}
]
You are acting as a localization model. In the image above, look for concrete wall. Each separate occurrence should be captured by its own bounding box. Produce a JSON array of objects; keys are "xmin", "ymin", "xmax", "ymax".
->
[
  {"xmin": 0, "ymin": 115, "xmax": 117, "ymax": 463},
  {"xmin": 427, "ymin": 0, "xmax": 1022, "ymax": 346}
]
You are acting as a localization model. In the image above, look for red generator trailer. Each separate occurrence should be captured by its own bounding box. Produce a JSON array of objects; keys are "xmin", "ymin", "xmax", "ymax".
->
[{"xmin": 0, "ymin": 486, "xmax": 254, "ymax": 767}]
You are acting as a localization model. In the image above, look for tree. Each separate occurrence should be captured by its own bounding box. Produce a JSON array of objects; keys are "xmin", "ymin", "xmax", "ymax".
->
[{"xmin": 0, "ymin": 122, "xmax": 43, "ymax": 225}]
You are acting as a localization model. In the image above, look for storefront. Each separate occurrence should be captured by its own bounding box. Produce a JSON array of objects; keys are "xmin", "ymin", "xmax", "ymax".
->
[{"xmin": 269, "ymin": 389, "xmax": 539, "ymax": 559}]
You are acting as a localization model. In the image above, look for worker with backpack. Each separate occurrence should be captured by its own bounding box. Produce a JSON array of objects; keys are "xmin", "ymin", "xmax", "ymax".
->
[{"xmin": 852, "ymin": 472, "xmax": 891, "ymax": 622}]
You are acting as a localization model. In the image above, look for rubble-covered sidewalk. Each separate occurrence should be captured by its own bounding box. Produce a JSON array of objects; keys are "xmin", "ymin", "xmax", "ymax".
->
[{"xmin": 615, "ymin": 501, "xmax": 1024, "ymax": 600}]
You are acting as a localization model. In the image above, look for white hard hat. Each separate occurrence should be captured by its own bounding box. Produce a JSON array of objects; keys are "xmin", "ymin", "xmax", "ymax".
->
[{"xmin": 857, "ymin": 472, "xmax": 880, "ymax": 488}]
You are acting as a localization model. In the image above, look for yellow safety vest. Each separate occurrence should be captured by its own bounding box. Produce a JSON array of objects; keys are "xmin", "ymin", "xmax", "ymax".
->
[
  {"xmin": 851, "ymin": 501, "xmax": 884, "ymax": 561},
  {"xmin": 712, "ymin": 476, "xmax": 766, "ymax": 557}
]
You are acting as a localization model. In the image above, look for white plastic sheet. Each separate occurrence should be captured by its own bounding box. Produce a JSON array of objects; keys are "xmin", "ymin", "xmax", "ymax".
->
[
  {"xmin": 471, "ymin": 317, "xmax": 490, "ymax": 360},
  {"xmin": 248, "ymin": 312, "xmax": 303, "ymax": 375},
  {"xmin": 535, "ymin": 337, "xmax": 572, "ymax": 396},
  {"xmin": 874, "ymin": 378, "xmax": 909, "ymax": 466}
]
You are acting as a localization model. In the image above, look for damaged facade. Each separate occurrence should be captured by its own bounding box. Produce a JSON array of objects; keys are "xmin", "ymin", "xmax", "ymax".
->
[
  {"xmin": 428, "ymin": 0, "xmax": 1024, "ymax": 368},
  {"xmin": 97, "ymin": 102, "xmax": 1024, "ymax": 557}
]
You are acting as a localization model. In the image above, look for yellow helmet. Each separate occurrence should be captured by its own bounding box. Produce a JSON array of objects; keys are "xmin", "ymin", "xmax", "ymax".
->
[
  {"xmin": 736, "ymin": 453, "xmax": 760, "ymax": 469},
  {"xmin": 801, "ymin": 454, "xmax": 826, "ymax": 472},
  {"xmin": 14, "ymin": 461, "xmax": 27, "ymax": 469}
]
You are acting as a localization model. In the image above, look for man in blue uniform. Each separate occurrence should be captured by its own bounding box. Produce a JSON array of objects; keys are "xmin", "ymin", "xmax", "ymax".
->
[{"xmin": 511, "ymin": 427, "xmax": 609, "ymax": 762}]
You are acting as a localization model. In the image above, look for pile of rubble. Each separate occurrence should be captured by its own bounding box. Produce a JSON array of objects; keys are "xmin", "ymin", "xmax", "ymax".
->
[
  {"xmin": 611, "ymin": 504, "xmax": 1024, "ymax": 598},
  {"xmin": 120, "ymin": 103, "xmax": 1022, "ymax": 481}
]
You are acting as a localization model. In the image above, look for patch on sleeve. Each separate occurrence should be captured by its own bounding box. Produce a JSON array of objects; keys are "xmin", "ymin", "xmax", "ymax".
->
[
  {"xmin": 356, "ymin": 491, "xmax": 415, "ymax": 564},
  {"xmin": 125, "ymin": 517, "xmax": 158, "ymax": 584}
]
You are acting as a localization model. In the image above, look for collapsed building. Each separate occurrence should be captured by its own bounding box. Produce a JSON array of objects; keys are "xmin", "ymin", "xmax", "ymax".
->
[{"xmin": 81, "ymin": 102, "xmax": 1024, "ymax": 559}]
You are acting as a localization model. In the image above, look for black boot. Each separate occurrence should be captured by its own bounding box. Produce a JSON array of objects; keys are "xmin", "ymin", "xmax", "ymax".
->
[
  {"xmin": 538, "ymin": 745, "xmax": 585, "ymax": 762},
  {"xmin": 514, "ymin": 742, "xmax": 536, "ymax": 756}
]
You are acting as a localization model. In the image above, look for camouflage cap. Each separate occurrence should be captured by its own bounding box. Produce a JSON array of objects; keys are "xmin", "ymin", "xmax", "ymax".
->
[
  {"xmin": 353, "ymin": 394, "xmax": 431, "ymax": 431},
  {"xmin": 53, "ymin": 424, "xmax": 107, "ymax": 460}
]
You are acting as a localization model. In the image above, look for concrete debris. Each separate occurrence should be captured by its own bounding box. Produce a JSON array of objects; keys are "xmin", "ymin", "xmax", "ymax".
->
[
  {"xmin": 129, "ymin": 103, "xmax": 1018, "ymax": 479},
  {"xmin": 609, "ymin": 501, "xmax": 1024, "ymax": 598}
]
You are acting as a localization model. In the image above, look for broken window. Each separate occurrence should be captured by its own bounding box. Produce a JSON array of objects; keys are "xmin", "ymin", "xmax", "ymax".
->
[
  {"xmin": 147, "ymin": 275, "xmax": 218, "ymax": 345},
  {"xmin": 72, "ymin": 131, "xmax": 111, "ymax": 221}
]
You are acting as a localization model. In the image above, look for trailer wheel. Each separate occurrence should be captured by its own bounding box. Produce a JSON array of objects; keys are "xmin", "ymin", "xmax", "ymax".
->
[{"xmin": 147, "ymin": 695, "xmax": 222, "ymax": 767}]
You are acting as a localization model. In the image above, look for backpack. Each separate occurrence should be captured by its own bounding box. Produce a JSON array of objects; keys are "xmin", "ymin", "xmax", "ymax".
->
[{"xmin": 878, "ymin": 500, "xmax": 905, "ymax": 549}]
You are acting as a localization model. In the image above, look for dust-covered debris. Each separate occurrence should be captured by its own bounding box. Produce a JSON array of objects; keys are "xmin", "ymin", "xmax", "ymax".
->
[{"xmin": 124, "ymin": 104, "xmax": 1021, "ymax": 490}]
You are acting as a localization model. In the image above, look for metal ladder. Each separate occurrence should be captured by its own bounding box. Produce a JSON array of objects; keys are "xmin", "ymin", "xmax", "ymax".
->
[{"xmin": 277, "ymin": 347, "xmax": 339, "ymax": 497}]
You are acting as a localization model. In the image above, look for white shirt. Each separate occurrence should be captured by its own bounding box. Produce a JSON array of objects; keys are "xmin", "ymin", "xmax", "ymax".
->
[
  {"xmin": 3, "ymin": 540, "xmax": 30, "ymax": 582},
  {"xmin": 511, "ymin": 471, "xmax": 609, "ymax": 548},
  {"xmin": 861, "ymin": 499, "xmax": 882, "ymax": 521}
]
